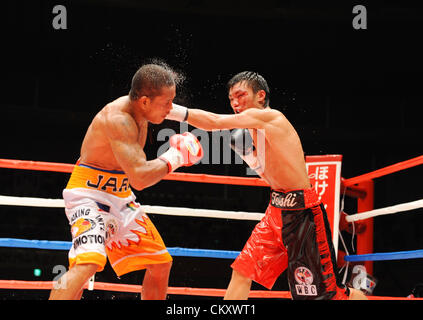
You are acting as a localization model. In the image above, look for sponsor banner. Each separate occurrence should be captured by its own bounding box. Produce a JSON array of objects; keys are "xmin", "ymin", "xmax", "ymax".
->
[{"xmin": 306, "ymin": 155, "xmax": 342, "ymax": 254}]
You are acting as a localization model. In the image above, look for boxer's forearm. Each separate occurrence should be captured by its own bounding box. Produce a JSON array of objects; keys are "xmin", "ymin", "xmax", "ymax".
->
[
  {"xmin": 168, "ymin": 103, "xmax": 270, "ymax": 131},
  {"xmin": 168, "ymin": 103, "xmax": 234, "ymax": 131},
  {"xmin": 186, "ymin": 108, "xmax": 224, "ymax": 131},
  {"xmin": 125, "ymin": 158, "xmax": 169, "ymax": 191}
]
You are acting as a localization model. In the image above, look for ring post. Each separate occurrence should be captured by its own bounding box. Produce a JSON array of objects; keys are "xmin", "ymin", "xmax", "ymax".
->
[{"xmin": 356, "ymin": 180, "xmax": 374, "ymax": 275}]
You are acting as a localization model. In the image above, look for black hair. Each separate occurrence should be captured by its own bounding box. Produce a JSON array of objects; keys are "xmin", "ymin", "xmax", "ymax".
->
[
  {"xmin": 129, "ymin": 60, "xmax": 183, "ymax": 101},
  {"xmin": 227, "ymin": 71, "xmax": 270, "ymax": 107}
]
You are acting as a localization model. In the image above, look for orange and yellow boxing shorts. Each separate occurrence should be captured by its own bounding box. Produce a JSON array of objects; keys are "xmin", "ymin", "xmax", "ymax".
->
[{"xmin": 63, "ymin": 161, "xmax": 172, "ymax": 276}]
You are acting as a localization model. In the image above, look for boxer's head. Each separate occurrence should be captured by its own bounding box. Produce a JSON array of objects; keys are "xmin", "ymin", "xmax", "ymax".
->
[
  {"xmin": 227, "ymin": 71, "xmax": 270, "ymax": 114},
  {"xmin": 129, "ymin": 62, "xmax": 182, "ymax": 123}
]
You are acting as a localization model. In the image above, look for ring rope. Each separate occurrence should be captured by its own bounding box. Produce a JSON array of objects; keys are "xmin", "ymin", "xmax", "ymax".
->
[
  {"xmin": 0, "ymin": 238, "xmax": 240, "ymax": 259},
  {"xmin": 0, "ymin": 195, "xmax": 264, "ymax": 221},
  {"xmin": 0, "ymin": 280, "xmax": 421, "ymax": 300},
  {"xmin": 0, "ymin": 158, "xmax": 268, "ymax": 187},
  {"xmin": 346, "ymin": 199, "xmax": 423, "ymax": 222},
  {"xmin": 0, "ymin": 195, "xmax": 64, "ymax": 208},
  {"xmin": 4, "ymin": 192, "xmax": 423, "ymax": 224},
  {"xmin": 0, "ymin": 280, "xmax": 292, "ymax": 298},
  {"xmin": 342, "ymin": 154, "xmax": 423, "ymax": 187},
  {"xmin": 0, "ymin": 156, "xmax": 340, "ymax": 190},
  {"xmin": 2, "ymin": 155, "xmax": 422, "ymax": 189},
  {"xmin": 4, "ymin": 237, "xmax": 423, "ymax": 263},
  {"xmin": 344, "ymin": 249, "xmax": 423, "ymax": 262}
]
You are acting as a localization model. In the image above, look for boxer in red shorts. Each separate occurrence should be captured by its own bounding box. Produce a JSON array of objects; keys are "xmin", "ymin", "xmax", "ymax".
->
[
  {"xmin": 232, "ymin": 187, "xmax": 348, "ymax": 299},
  {"xmin": 166, "ymin": 71, "xmax": 367, "ymax": 300}
]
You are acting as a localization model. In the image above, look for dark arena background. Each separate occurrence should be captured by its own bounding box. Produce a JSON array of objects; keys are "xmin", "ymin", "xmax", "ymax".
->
[{"xmin": 1, "ymin": 0, "xmax": 423, "ymax": 301}]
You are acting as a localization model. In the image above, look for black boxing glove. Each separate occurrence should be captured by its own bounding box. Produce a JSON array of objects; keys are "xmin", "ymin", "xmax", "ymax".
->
[{"xmin": 230, "ymin": 128, "xmax": 263, "ymax": 174}]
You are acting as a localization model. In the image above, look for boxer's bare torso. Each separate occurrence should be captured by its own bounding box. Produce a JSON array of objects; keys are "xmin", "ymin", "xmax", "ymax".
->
[
  {"xmin": 245, "ymin": 108, "xmax": 310, "ymax": 191},
  {"xmin": 79, "ymin": 96, "xmax": 148, "ymax": 171}
]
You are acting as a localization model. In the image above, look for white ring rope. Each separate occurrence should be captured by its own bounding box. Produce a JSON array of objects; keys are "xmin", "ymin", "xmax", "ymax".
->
[
  {"xmin": 3, "ymin": 195, "xmax": 422, "ymax": 223},
  {"xmin": 0, "ymin": 195, "xmax": 264, "ymax": 221},
  {"xmin": 345, "ymin": 199, "xmax": 423, "ymax": 222}
]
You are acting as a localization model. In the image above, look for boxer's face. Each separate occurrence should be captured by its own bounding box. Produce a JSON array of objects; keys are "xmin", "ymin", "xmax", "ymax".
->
[
  {"xmin": 228, "ymin": 81, "xmax": 265, "ymax": 114},
  {"xmin": 143, "ymin": 85, "xmax": 176, "ymax": 124}
]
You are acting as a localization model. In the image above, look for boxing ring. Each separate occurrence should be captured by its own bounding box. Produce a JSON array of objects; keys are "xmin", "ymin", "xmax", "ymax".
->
[{"xmin": 0, "ymin": 155, "xmax": 423, "ymax": 300}]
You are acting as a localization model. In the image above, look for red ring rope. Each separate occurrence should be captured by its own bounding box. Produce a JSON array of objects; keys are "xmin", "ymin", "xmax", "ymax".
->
[
  {"xmin": 342, "ymin": 155, "xmax": 423, "ymax": 187},
  {"xmin": 0, "ymin": 280, "xmax": 421, "ymax": 300},
  {"xmin": 2, "ymin": 155, "xmax": 422, "ymax": 188},
  {"xmin": 0, "ymin": 158, "xmax": 268, "ymax": 187}
]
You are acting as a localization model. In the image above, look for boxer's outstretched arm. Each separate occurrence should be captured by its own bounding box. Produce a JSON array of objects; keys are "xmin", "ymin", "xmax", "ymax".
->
[
  {"xmin": 186, "ymin": 107, "xmax": 277, "ymax": 131},
  {"xmin": 105, "ymin": 113, "xmax": 168, "ymax": 190}
]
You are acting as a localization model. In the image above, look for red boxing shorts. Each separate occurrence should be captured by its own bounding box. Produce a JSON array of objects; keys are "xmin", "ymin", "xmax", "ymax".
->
[{"xmin": 231, "ymin": 187, "xmax": 349, "ymax": 300}]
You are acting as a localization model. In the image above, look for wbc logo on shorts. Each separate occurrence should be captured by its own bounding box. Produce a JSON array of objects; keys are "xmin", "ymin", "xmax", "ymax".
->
[{"xmin": 294, "ymin": 266, "xmax": 317, "ymax": 296}]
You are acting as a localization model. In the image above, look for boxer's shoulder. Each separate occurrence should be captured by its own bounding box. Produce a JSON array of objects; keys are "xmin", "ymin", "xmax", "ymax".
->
[
  {"xmin": 102, "ymin": 98, "xmax": 132, "ymax": 121},
  {"xmin": 96, "ymin": 102, "xmax": 139, "ymax": 138},
  {"xmin": 242, "ymin": 107, "xmax": 284, "ymax": 122}
]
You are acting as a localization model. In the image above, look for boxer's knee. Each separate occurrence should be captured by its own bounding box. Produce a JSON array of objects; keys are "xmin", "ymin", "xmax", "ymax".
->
[
  {"xmin": 50, "ymin": 263, "xmax": 98, "ymax": 299},
  {"xmin": 231, "ymin": 270, "xmax": 252, "ymax": 287},
  {"xmin": 68, "ymin": 263, "xmax": 98, "ymax": 284},
  {"xmin": 146, "ymin": 261, "xmax": 172, "ymax": 280},
  {"xmin": 348, "ymin": 288, "xmax": 368, "ymax": 300}
]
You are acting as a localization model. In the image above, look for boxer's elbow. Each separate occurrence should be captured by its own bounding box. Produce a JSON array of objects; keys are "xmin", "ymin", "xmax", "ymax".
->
[
  {"xmin": 129, "ymin": 163, "xmax": 166, "ymax": 191},
  {"xmin": 125, "ymin": 167, "xmax": 148, "ymax": 191},
  {"xmin": 129, "ymin": 180, "xmax": 146, "ymax": 191},
  {"xmin": 130, "ymin": 178, "xmax": 156, "ymax": 191},
  {"xmin": 129, "ymin": 175, "xmax": 152, "ymax": 191}
]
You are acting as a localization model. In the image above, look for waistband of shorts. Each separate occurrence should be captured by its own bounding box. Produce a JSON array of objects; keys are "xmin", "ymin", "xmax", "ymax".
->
[
  {"xmin": 270, "ymin": 187, "xmax": 320, "ymax": 210},
  {"xmin": 66, "ymin": 161, "xmax": 132, "ymax": 198}
]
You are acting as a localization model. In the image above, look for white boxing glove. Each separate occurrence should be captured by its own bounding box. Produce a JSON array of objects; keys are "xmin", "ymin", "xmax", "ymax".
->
[
  {"xmin": 166, "ymin": 103, "xmax": 189, "ymax": 122},
  {"xmin": 159, "ymin": 132, "xmax": 204, "ymax": 173}
]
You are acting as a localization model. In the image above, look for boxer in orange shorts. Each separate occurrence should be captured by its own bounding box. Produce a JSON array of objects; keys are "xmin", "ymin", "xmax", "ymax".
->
[
  {"xmin": 63, "ymin": 161, "xmax": 173, "ymax": 278},
  {"xmin": 49, "ymin": 62, "xmax": 203, "ymax": 300},
  {"xmin": 166, "ymin": 71, "xmax": 367, "ymax": 300}
]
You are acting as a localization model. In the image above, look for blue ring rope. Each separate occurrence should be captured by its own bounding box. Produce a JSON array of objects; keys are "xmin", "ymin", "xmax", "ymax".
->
[
  {"xmin": 0, "ymin": 238, "xmax": 240, "ymax": 259},
  {"xmin": 344, "ymin": 249, "xmax": 423, "ymax": 262},
  {"xmin": 2, "ymin": 238, "xmax": 423, "ymax": 262}
]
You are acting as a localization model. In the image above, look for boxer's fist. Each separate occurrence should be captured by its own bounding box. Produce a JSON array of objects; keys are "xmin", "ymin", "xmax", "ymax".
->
[
  {"xmin": 230, "ymin": 128, "xmax": 254, "ymax": 156},
  {"xmin": 159, "ymin": 132, "xmax": 203, "ymax": 172},
  {"xmin": 170, "ymin": 132, "xmax": 203, "ymax": 165},
  {"xmin": 229, "ymin": 128, "xmax": 263, "ymax": 174},
  {"xmin": 165, "ymin": 103, "xmax": 189, "ymax": 122}
]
